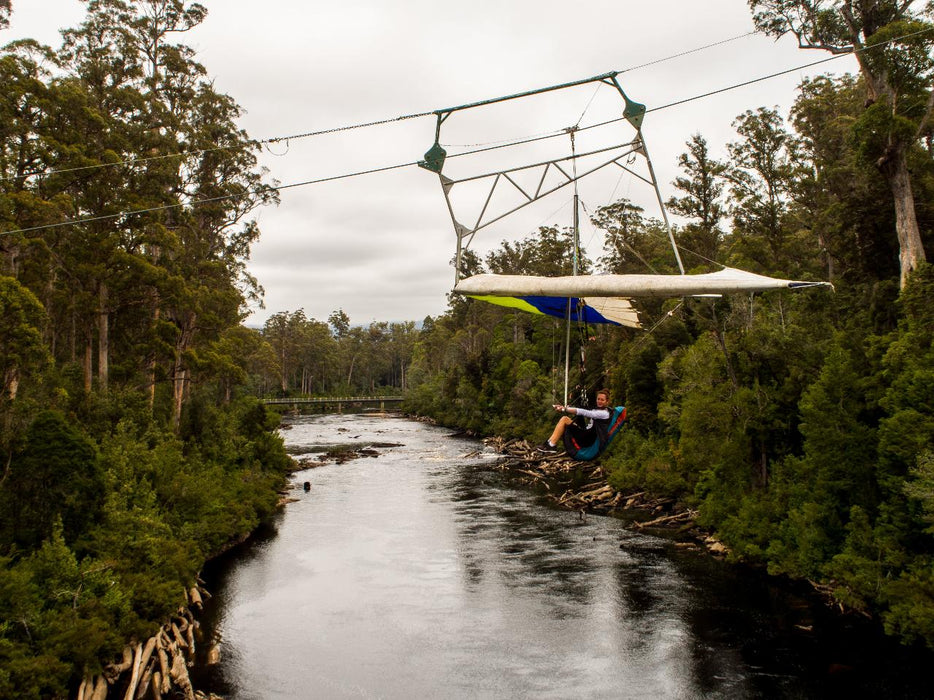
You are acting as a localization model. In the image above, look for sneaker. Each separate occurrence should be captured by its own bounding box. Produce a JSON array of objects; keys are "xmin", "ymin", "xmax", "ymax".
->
[{"xmin": 536, "ymin": 441, "xmax": 558, "ymax": 453}]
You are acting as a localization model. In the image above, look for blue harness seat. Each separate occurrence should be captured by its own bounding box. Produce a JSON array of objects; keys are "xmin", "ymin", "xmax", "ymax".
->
[{"xmin": 563, "ymin": 406, "xmax": 627, "ymax": 460}]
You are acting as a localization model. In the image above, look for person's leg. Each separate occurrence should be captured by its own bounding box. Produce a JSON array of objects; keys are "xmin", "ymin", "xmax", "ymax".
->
[{"xmin": 547, "ymin": 416, "xmax": 574, "ymax": 446}]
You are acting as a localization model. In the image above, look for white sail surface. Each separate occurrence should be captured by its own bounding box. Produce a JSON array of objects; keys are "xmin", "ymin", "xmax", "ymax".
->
[
  {"xmin": 454, "ymin": 267, "xmax": 833, "ymax": 298},
  {"xmin": 581, "ymin": 297, "xmax": 641, "ymax": 327}
]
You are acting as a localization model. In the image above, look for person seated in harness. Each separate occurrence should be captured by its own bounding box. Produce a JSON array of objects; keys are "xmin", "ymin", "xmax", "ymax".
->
[{"xmin": 536, "ymin": 388, "xmax": 620, "ymax": 459}]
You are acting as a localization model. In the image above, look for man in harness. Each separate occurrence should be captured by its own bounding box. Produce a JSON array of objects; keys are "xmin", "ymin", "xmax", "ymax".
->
[{"xmin": 536, "ymin": 389, "xmax": 614, "ymax": 458}]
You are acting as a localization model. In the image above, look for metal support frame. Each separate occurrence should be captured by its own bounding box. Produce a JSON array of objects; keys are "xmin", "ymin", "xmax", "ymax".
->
[
  {"xmin": 438, "ymin": 141, "xmax": 640, "ymax": 283},
  {"xmin": 419, "ymin": 70, "xmax": 684, "ymax": 296}
]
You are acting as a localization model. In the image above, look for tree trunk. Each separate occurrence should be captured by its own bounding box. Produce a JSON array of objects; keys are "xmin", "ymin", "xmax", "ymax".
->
[
  {"xmin": 279, "ymin": 346, "xmax": 288, "ymax": 393},
  {"xmin": 711, "ymin": 305, "xmax": 738, "ymax": 390},
  {"xmin": 98, "ymin": 284, "xmax": 109, "ymax": 391},
  {"xmin": 84, "ymin": 333, "xmax": 93, "ymax": 392},
  {"xmin": 172, "ymin": 315, "xmax": 196, "ymax": 431},
  {"xmin": 148, "ymin": 307, "xmax": 160, "ymax": 411},
  {"xmin": 881, "ymin": 147, "xmax": 927, "ymax": 289},
  {"xmin": 3, "ymin": 368, "xmax": 18, "ymax": 401},
  {"xmin": 758, "ymin": 443, "xmax": 768, "ymax": 488}
]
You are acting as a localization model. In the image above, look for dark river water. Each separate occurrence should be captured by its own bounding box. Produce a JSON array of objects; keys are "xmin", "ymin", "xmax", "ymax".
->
[{"xmin": 193, "ymin": 414, "xmax": 930, "ymax": 699}]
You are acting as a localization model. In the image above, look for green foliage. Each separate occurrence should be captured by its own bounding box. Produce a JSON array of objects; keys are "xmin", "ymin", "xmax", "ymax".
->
[
  {"xmin": 605, "ymin": 431, "xmax": 687, "ymax": 495},
  {"xmin": 0, "ymin": 522, "xmax": 131, "ymax": 697},
  {"xmin": 0, "ymin": 411, "xmax": 103, "ymax": 551},
  {"xmin": 0, "ymin": 4, "xmax": 295, "ymax": 694},
  {"xmin": 0, "ymin": 276, "xmax": 50, "ymax": 403},
  {"xmin": 0, "ymin": 396, "xmax": 290, "ymax": 697}
]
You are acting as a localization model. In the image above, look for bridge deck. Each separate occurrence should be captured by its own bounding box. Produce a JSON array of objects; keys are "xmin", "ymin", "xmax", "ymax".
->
[{"xmin": 262, "ymin": 396, "xmax": 404, "ymax": 405}]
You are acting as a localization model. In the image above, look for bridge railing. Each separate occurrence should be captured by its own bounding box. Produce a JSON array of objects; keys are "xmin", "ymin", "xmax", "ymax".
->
[{"xmin": 261, "ymin": 396, "xmax": 404, "ymax": 405}]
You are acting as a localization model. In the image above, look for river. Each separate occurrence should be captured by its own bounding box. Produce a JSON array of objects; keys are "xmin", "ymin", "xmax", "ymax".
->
[{"xmin": 193, "ymin": 413, "xmax": 929, "ymax": 699}]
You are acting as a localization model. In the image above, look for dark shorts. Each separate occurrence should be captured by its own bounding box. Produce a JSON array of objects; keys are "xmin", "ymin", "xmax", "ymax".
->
[{"xmin": 562, "ymin": 423, "xmax": 597, "ymax": 457}]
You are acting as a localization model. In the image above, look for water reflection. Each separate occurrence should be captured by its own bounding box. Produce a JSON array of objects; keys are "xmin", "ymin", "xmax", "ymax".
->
[{"xmin": 194, "ymin": 414, "xmax": 932, "ymax": 699}]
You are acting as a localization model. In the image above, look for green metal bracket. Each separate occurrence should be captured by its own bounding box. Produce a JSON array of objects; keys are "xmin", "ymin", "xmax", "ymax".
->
[
  {"xmin": 418, "ymin": 141, "xmax": 447, "ymax": 174},
  {"xmin": 623, "ymin": 95, "xmax": 646, "ymax": 129},
  {"xmin": 604, "ymin": 75, "xmax": 645, "ymax": 130},
  {"xmin": 417, "ymin": 112, "xmax": 451, "ymax": 173}
]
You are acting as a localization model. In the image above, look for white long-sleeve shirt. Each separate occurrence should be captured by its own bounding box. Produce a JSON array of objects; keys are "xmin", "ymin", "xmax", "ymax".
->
[{"xmin": 569, "ymin": 405, "xmax": 610, "ymax": 429}]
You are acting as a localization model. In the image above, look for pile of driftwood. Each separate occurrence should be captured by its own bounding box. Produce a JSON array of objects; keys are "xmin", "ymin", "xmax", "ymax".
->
[
  {"xmin": 484, "ymin": 437, "xmax": 701, "ymax": 534},
  {"xmin": 76, "ymin": 583, "xmax": 222, "ymax": 700}
]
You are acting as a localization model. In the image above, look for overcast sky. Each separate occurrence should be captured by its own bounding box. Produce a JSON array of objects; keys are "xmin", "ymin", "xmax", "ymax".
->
[{"xmin": 3, "ymin": 1, "xmax": 857, "ymax": 327}]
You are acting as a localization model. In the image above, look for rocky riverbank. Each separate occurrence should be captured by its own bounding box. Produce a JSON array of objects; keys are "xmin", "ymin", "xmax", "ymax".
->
[
  {"xmin": 484, "ymin": 436, "xmax": 728, "ymax": 556},
  {"xmin": 76, "ymin": 583, "xmax": 222, "ymax": 700}
]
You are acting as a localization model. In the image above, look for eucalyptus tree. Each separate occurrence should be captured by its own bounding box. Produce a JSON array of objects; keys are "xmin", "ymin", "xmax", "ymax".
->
[
  {"xmin": 160, "ymin": 80, "xmax": 276, "ymax": 427},
  {"xmin": 264, "ymin": 310, "xmax": 305, "ymax": 394},
  {"xmin": 485, "ymin": 225, "xmax": 584, "ymax": 276},
  {"xmin": 389, "ymin": 321, "xmax": 417, "ymax": 390},
  {"xmin": 790, "ymin": 74, "xmax": 900, "ymax": 284},
  {"xmin": 0, "ymin": 42, "xmax": 60, "ymax": 279},
  {"xmin": 0, "ymin": 275, "xmax": 48, "ymax": 409},
  {"xmin": 666, "ymin": 134, "xmax": 727, "ymax": 267},
  {"xmin": 589, "ymin": 200, "xmax": 677, "ymax": 274},
  {"xmin": 54, "ymin": 0, "xmax": 275, "ymax": 424},
  {"xmin": 748, "ymin": 0, "xmax": 933, "ymax": 288},
  {"xmin": 726, "ymin": 107, "xmax": 802, "ymax": 270},
  {"xmin": 56, "ymin": 0, "xmax": 157, "ymax": 391},
  {"xmin": 297, "ymin": 316, "xmax": 337, "ymax": 394}
]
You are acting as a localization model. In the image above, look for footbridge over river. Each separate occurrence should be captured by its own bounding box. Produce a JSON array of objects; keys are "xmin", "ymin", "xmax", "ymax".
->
[{"xmin": 262, "ymin": 396, "xmax": 405, "ymax": 413}]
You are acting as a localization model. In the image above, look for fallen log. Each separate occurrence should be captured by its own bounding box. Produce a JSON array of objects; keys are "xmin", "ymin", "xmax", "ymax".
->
[
  {"xmin": 189, "ymin": 587, "xmax": 203, "ymax": 609},
  {"xmin": 89, "ymin": 675, "xmax": 108, "ymax": 700},
  {"xmin": 578, "ymin": 485, "xmax": 613, "ymax": 500},
  {"xmin": 634, "ymin": 510, "xmax": 697, "ymax": 529},
  {"xmin": 135, "ymin": 659, "xmax": 155, "ymax": 700},
  {"xmin": 156, "ymin": 634, "xmax": 171, "ymax": 694},
  {"xmin": 122, "ymin": 642, "xmax": 144, "ymax": 700},
  {"xmin": 105, "ymin": 645, "xmax": 134, "ymax": 682},
  {"xmin": 150, "ymin": 671, "xmax": 163, "ymax": 700},
  {"xmin": 171, "ymin": 622, "xmax": 188, "ymax": 649},
  {"xmin": 186, "ymin": 619, "xmax": 196, "ymax": 659},
  {"xmin": 517, "ymin": 469, "xmax": 544, "ymax": 479},
  {"xmin": 129, "ymin": 636, "xmax": 158, "ymax": 700},
  {"xmin": 169, "ymin": 646, "xmax": 196, "ymax": 700}
]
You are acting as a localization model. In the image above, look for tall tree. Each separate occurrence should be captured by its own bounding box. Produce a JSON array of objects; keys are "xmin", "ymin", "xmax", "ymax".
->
[
  {"xmin": 726, "ymin": 107, "xmax": 801, "ymax": 269},
  {"xmin": 0, "ymin": 276, "xmax": 48, "ymax": 406},
  {"xmin": 485, "ymin": 225, "xmax": 583, "ymax": 276},
  {"xmin": 667, "ymin": 133, "xmax": 727, "ymax": 266},
  {"xmin": 790, "ymin": 74, "xmax": 900, "ymax": 283},
  {"xmin": 589, "ymin": 201, "xmax": 677, "ymax": 274},
  {"xmin": 748, "ymin": 0, "xmax": 932, "ymax": 288}
]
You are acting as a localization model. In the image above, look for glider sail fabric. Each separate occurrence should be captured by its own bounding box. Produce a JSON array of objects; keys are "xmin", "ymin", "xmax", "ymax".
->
[
  {"xmin": 454, "ymin": 267, "xmax": 833, "ymax": 298},
  {"xmin": 466, "ymin": 294, "xmax": 641, "ymax": 327},
  {"xmin": 455, "ymin": 268, "xmax": 833, "ymax": 330}
]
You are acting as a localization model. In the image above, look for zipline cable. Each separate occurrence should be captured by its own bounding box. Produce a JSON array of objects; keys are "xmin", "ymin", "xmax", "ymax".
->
[
  {"xmin": 0, "ymin": 28, "xmax": 797, "ymax": 184},
  {"xmin": 4, "ymin": 24, "xmax": 932, "ymax": 237}
]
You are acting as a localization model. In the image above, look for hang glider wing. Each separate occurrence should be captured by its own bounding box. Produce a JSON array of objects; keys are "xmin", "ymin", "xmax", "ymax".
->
[
  {"xmin": 467, "ymin": 294, "xmax": 641, "ymax": 327},
  {"xmin": 454, "ymin": 268, "xmax": 833, "ymax": 330},
  {"xmin": 454, "ymin": 267, "xmax": 832, "ymax": 298}
]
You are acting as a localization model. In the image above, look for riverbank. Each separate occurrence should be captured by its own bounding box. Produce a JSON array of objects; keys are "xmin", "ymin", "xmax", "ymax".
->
[
  {"xmin": 484, "ymin": 436, "xmax": 728, "ymax": 557},
  {"xmin": 76, "ymin": 587, "xmax": 223, "ymax": 700}
]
